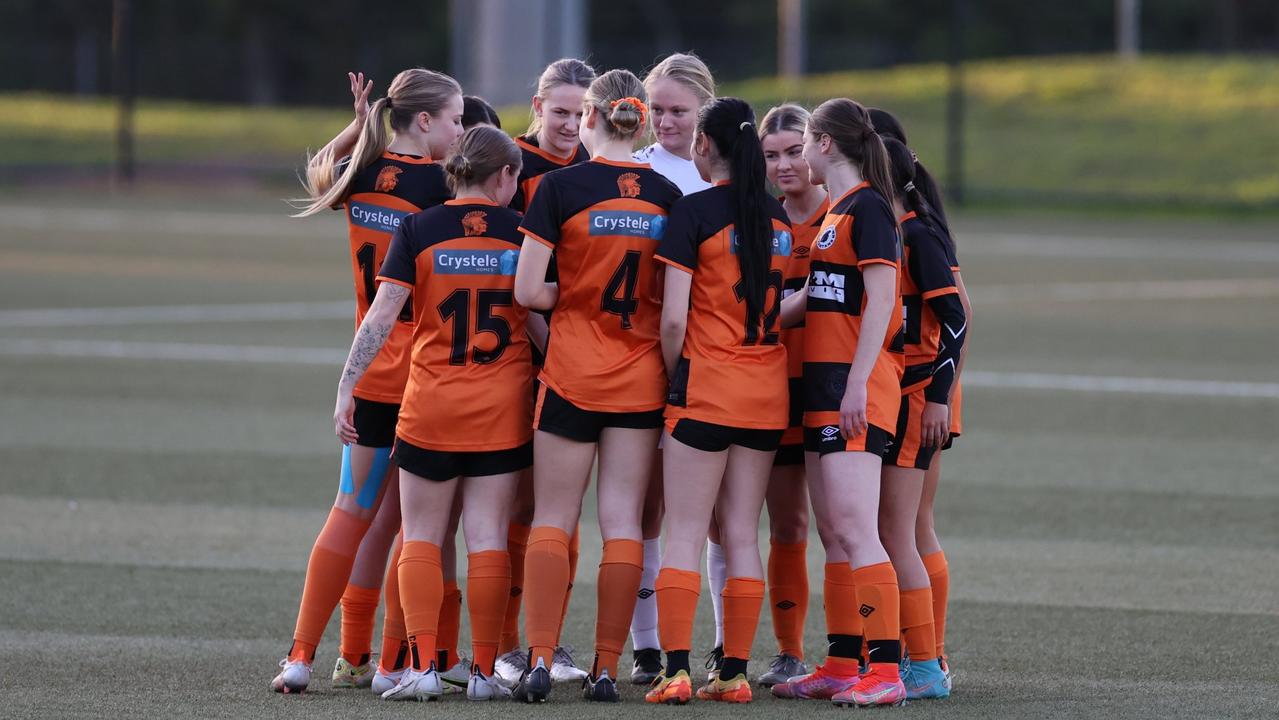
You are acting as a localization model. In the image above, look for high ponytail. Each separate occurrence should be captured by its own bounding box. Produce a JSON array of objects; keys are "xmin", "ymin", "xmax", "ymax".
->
[
  {"xmin": 699, "ymin": 97, "xmax": 773, "ymax": 332},
  {"xmin": 808, "ymin": 98, "xmax": 895, "ymax": 205},
  {"xmin": 294, "ymin": 68, "xmax": 461, "ymax": 217},
  {"xmin": 882, "ymin": 136, "xmax": 956, "ymax": 259},
  {"xmin": 869, "ymin": 106, "xmax": 950, "ymax": 231}
]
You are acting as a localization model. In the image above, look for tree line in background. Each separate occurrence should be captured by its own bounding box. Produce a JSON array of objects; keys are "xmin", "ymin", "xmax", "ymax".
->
[{"xmin": 3, "ymin": 0, "xmax": 1277, "ymax": 105}]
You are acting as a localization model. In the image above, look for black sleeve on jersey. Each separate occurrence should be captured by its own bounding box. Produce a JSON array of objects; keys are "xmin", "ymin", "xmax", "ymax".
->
[
  {"xmin": 655, "ymin": 197, "xmax": 701, "ymax": 271},
  {"xmin": 518, "ymin": 173, "xmax": 563, "ymax": 245},
  {"xmin": 923, "ymin": 292, "xmax": 967, "ymax": 404},
  {"xmin": 851, "ymin": 196, "xmax": 899, "ymax": 264},
  {"xmin": 377, "ymin": 216, "xmax": 420, "ymax": 287},
  {"xmin": 909, "ymin": 224, "xmax": 959, "ymax": 297}
]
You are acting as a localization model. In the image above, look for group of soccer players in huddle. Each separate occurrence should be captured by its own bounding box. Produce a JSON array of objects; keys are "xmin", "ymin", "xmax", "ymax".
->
[{"xmin": 274, "ymin": 51, "xmax": 970, "ymax": 708}]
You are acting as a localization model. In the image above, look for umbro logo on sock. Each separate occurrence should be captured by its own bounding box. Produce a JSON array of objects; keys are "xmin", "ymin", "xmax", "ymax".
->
[
  {"xmin": 859, "ymin": 604, "xmax": 875, "ymax": 617},
  {"xmin": 510, "ymin": 587, "xmax": 523, "ymax": 597},
  {"xmin": 776, "ymin": 600, "xmax": 797, "ymax": 610}
]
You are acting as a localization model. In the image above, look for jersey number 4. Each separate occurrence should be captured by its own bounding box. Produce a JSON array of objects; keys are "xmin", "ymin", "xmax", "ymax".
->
[
  {"xmin": 357, "ymin": 243, "xmax": 412, "ymax": 322},
  {"xmin": 437, "ymin": 289, "xmax": 514, "ymax": 365},
  {"xmin": 601, "ymin": 250, "xmax": 641, "ymax": 330}
]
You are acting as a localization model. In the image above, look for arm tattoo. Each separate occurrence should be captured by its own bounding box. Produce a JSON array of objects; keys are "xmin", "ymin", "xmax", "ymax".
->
[{"xmin": 340, "ymin": 284, "xmax": 409, "ymax": 387}]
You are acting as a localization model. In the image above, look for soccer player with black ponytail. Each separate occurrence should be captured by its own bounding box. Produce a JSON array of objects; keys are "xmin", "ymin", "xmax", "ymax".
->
[{"xmin": 647, "ymin": 98, "xmax": 792, "ymax": 705}]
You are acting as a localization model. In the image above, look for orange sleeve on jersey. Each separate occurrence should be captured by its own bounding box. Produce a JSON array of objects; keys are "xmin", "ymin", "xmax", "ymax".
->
[{"xmin": 921, "ymin": 286, "xmax": 959, "ymax": 300}]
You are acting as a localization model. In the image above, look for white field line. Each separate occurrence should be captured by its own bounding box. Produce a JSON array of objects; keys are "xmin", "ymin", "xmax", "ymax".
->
[
  {"xmin": 0, "ymin": 301, "xmax": 351, "ymax": 327},
  {"xmin": 970, "ymin": 232, "xmax": 1279, "ymax": 263},
  {"xmin": 2, "ymin": 337, "xmax": 1278, "ymax": 401},
  {"xmin": 962, "ymin": 370, "xmax": 1279, "ymax": 400},
  {"xmin": 0, "ymin": 205, "xmax": 324, "ymax": 239},
  {"xmin": 1, "ymin": 276, "xmax": 1273, "ymax": 331},
  {"xmin": 976, "ymin": 277, "xmax": 1279, "ymax": 303}
]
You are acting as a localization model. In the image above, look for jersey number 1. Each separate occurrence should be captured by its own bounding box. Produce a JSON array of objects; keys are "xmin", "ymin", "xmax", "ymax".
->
[
  {"xmin": 437, "ymin": 289, "xmax": 514, "ymax": 365},
  {"xmin": 357, "ymin": 243, "xmax": 412, "ymax": 322}
]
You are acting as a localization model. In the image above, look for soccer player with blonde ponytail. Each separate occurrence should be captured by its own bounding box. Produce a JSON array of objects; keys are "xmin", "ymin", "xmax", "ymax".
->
[{"xmin": 272, "ymin": 68, "xmax": 463, "ymax": 696}]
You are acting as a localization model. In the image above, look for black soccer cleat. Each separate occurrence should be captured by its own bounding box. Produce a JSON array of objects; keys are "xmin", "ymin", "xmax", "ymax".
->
[
  {"xmin": 582, "ymin": 669, "xmax": 620, "ymax": 702},
  {"xmin": 631, "ymin": 647, "xmax": 663, "ymax": 685},
  {"xmin": 512, "ymin": 656, "xmax": 552, "ymax": 703}
]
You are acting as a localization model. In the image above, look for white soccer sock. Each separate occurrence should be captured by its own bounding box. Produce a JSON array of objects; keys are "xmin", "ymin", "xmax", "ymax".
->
[
  {"xmin": 707, "ymin": 540, "xmax": 727, "ymax": 648},
  {"xmin": 628, "ymin": 536, "xmax": 662, "ymax": 651}
]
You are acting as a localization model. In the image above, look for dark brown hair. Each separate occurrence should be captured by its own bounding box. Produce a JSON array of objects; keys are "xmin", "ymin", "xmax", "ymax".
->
[
  {"xmin": 443, "ymin": 125, "xmax": 522, "ymax": 193},
  {"xmin": 808, "ymin": 98, "xmax": 894, "ymax": 203}
]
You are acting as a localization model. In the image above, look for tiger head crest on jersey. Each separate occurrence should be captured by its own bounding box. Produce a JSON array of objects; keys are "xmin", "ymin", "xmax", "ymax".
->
[
  {"xmin": 375, "ymin": 165, "xmax": 403, "ymax": 192},
  {"xmin": 617, "ymin": 172, "xmax": 641, "ymax": 198},
  {"xmin": 462, "ymin": 210, "xmax": 488, "ymax": 236}
]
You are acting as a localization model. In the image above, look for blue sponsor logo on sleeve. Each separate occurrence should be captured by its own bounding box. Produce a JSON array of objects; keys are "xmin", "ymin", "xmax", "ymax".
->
[
  {"xmin": 731, "ymin": 229, "xmax": 794, "ymax": 256},
  {"xmin": 589, "ymin": 210, "xmax": 666, "ymax": 240},
  {"xmin": 434, "ymin": 249, "xmax": 520, "ymax": 275},
  {"xmin": 349, "ymin": 202, "xmax": 412, "ymax": 234}
]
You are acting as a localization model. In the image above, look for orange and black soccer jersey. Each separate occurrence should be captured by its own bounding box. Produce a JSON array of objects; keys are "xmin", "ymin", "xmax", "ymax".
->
[
  {"xmin": 802, "ymin": 182, "xmax": 904, "ymax": 435},
  {"xmin": 779, "ymin": 197, "xmax": 829, "ymax": 446},
  {"xmin": 377, "ymin": 199, "xmax": 532, "ymax": 451},
  {"xmin": 343, "ymin": 152, "xmax": 452, "ymax": 403},
  {"xmin": 511, "ymin": 135, "xmax": 589, "ymax": 212},
  {"xmin": 655, "ymin": 184, "xmax": 792, "ymax": 430},
  {"xmin": 520, "ymin": 159, "xmax": 682, "ymax": 413},
  {"xmin": 899, "ymin": 212, "xmax": 967, "ymax": 404}
]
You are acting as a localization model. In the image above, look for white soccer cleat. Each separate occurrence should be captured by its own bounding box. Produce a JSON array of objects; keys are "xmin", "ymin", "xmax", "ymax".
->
[
  {"xmin": 494, "ymin": 648, "xmax": 528, "ymax": 684},
  {"xmin": 439, "ymin": 656, "xmax": 471, "ymax": 694},
  {"xmin": 271, "ymin": 658, "xmax": 312, "ymax": 694},
  {"xmin": 370, "ymin": 666, "xmax": 405, "ymax": 695},
  {"xmin": 467, "ymin": 668, "xmax": 513, "ymax": 700},
  {"xmin": 550, "ymin": 645, "xmax": 588, "ymax": 682},
  {"xmin": 379, "ymin": 667, "xmax": 443, "ymax": 701}
]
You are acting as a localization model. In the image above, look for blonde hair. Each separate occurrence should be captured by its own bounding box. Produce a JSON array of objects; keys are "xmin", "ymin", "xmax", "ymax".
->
[
  {"xmin": 759, "ymin": 103, "xmax": 810, "ymax": 139},
  {"xmin": 526, "ymin": 58, "xmax": 597, "ymax": 137},
  {"xmin": 443, "ymin": 126, "xmax": 522, "ymax": 194},
  {"xmin": 295, "ymin": 68, "xmax": 461, "ymax": 217},
  {"xmin": 583, "ymin": 69, "xmax": 647, "ymax": 140},
  {"xmin": 644, "ymin": 52, "xmax": 715, "ymax": 106}
]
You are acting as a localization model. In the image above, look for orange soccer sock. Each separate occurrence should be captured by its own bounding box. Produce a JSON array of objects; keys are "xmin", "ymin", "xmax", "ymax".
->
[
  {"xmin": 436, "ymin": 580, "xmax": 462, "ymax": 669},
  {"xmin": 823, "ymin": 561, "xmax": 863, "ymax": 662},
  {"xmin": 339, "ymin": 583, "xmax": 381, "ymax": 666},
  {"xmin": 721, "ymin": 577, "xmax": 766, "ymax": 679},
  {"xmin": 592, "ymin": 538, "xmax": 643, "ymax": 678},
  {"xmin": 656, "ymin": 567, "xmax": 701, "ymax": 654},
  {"xmin": 768, "ymin": 541, "xmax": 809, "ymax": 660},
  {"xmin": 852, "ymin": 561, "xmax": 901, "ymax": 668},
  {"xmin": 923, "ymin": 551, "xmax": 950, "ymax": 658},
  {"xmin": 398, "ymin": 541, "xmax": 443, "ymax": 671},
  {"xmin": 499, "ymin": 523, "xmax": 531, "ymax": 652},
  {"xmin": 467, "ymin": 550, "xmax": 512, "ymax": 676},
  {"xmin": 899, "ymin": 587, "xmax": 938, "ymax": 662},
  {"xmin": 289, "ymin": 506, "xmax": 371, "ymax": 663},
  {"xmin": 557, "ymin": 525, "xmax": 582, "ymax": 643},
  {"xmin": 523, "ymin": 526, "xmax": 571, "ymax": 668},
  {"xmin": 378, "ymin": 535, "xmax": 408, "ymax": 673}
]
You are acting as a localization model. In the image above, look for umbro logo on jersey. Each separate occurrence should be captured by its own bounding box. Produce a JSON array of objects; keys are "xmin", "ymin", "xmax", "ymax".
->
[
  {"xmin": 462, "ymin": 210, "xmax": 488, "ymax": 236},
  {"xmin": 815, "ymin": 225, "xmax": 837, "ymax": 250},
  {"xmin": 859, "ymin": 603, "xmax": 875, "ymax": 617},
  {"xmin": 375, "ymin": 165, "xmax": 402, "ymax": 192},
  {"xmin": 776, "ymin": 600, "xmax": 797, "ymax": 610},
  {"xmin": 794, "ymin": 244, "xmax": 810, "ymax": 258},
  {"xmin": 637, "ymin": 588, "xmax": 655, "ymax": 600},
  {"xmin": 617, "ymin": 172, "xmax": 642, "ymax": 198}
]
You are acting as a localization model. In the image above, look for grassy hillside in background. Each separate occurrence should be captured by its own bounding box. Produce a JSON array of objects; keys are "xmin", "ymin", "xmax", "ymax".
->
[{"xmin": 1, "ymin": 55, "xmax": 1276, "ymax": 209}]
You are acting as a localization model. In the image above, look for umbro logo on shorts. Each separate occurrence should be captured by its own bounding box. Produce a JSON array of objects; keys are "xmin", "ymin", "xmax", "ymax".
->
[
  {"xmin": 859, "ymin": 603, "xmax": 875, "ymax": 617},
  {"xmin": 821, "ymin": 425, "xmax": 840, "ymax": 441}
]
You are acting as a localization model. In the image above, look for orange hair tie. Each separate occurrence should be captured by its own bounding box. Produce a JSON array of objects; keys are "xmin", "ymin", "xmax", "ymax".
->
[{"xmin": 610, "ymin": 96, "xmax": 649, "ymax": 122}]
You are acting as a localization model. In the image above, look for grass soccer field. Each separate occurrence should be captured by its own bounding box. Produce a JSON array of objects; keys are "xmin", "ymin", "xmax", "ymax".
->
[{"xmin": 1, "ymin": 192, "xmax": 1277, "ymax": 719}]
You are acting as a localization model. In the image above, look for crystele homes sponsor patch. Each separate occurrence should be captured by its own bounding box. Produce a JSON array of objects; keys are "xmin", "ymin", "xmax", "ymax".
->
[
  {"xmin": 433, "ymin": 249, "xmax": 520, "ymax": 276},
  {"xmin": 588, "ymin": 210, "xmax": 666, "ymax": 239},
  {"xmin": 730, "ymin": 229, "xmax": 794, "ymax": 256},
  {"xmin": 349, "ymin": 201, "xmax": 412, "ymax": 234}
]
